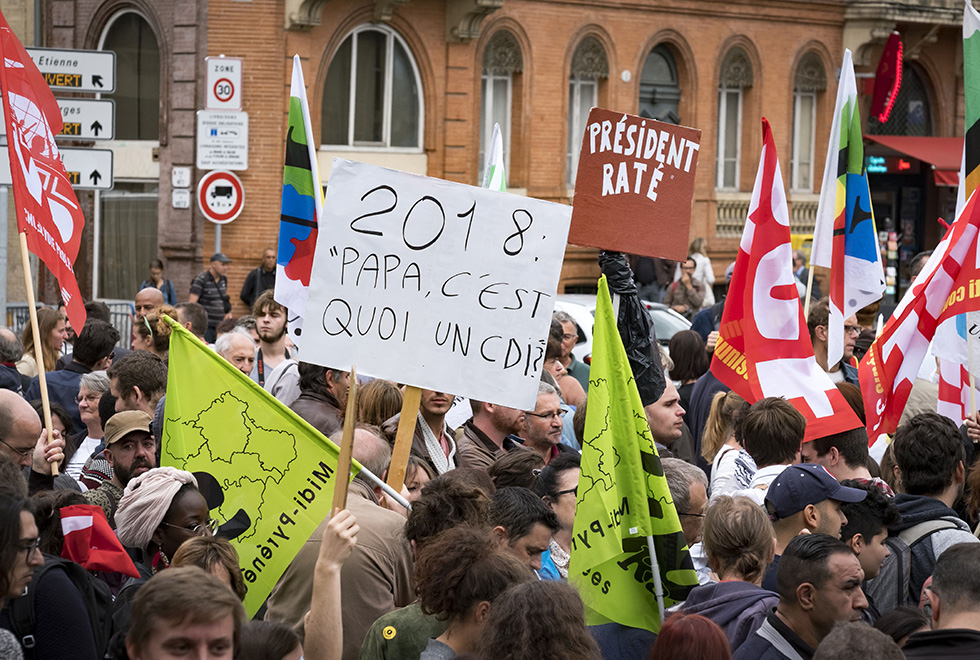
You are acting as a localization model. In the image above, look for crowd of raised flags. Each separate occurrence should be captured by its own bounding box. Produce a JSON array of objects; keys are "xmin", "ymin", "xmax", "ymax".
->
[{"xmin": 9, "ymin": 1, "xmax": 980, "ymax": 659}]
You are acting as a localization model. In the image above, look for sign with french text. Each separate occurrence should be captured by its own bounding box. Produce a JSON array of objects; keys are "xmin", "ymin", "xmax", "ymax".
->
[
  {"xmin": 302, "ymin": 159, "xmax": 572, "ymax": 410},
  {"xmin": 27, "ymin": 47, "xmax": 115, "ymax": 92},
  {"xmin": 569, "ymin": 108, "xmax": 701, "ymax": 261}
]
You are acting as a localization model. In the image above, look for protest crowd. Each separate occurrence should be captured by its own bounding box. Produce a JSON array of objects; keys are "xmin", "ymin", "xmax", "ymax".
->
[{"xmin": 7, "ymin": 8, "xmax": 980, "ymax": 660}]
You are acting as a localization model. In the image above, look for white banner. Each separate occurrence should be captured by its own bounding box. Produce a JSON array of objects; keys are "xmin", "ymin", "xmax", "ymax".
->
[{"xmin": 301, "ymin": 159, "xmax": 572, "ymax": 410}]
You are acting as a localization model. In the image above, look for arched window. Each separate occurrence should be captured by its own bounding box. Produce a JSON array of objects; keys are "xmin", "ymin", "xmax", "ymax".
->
[
  {"xmin": 100, "ymin": 12, "xmax": 159, "ymax": 140},
  {"xmin": 321, "ymin": 25, "xmax": 423, "ymax": 148},
  {"xmin": 868, "ymin": 64, "xmax": 932, "ymax": 136},
  {"xmin": 480, "ymin": 30, "xmax": 522, "ymax": 184},
  {"xmin": 791, "ymin": 52, "xmax": 827, "ymax": 192},
  {"xmin": 567, "ymin": 37, "xmax": 608, "ymax": 186},
  {"xmin": 717, "ymin": 46, "xmax": 753, "ymax": 190},
  {"xmin": 639, "ymin": 45, "xmax": 680, "ymax": 123}
]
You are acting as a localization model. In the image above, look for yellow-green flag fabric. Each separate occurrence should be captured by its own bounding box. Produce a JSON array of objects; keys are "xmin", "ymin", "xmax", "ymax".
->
[
  {"xmin": 160, "ymin": 319, "xmax": 359, "ymax": 617},
  {"xmin": 568, "ymin": 275, "xmax": 697, "ymax": 633}
]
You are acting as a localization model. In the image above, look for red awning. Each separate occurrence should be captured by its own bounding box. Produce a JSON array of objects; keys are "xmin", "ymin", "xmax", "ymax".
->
[
  {"xmin": 865, "ymin": 135, "xmax": 962, "ymax": 171},
  {"xmin": 934, "ymin": 169, "xmax": 959, "ymax": 187}
]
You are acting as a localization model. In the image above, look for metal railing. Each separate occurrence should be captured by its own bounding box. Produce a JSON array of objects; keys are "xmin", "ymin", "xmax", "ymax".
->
[{"xmin": 6, "ymin": 299, "xmax": 134, "ymax": 349}]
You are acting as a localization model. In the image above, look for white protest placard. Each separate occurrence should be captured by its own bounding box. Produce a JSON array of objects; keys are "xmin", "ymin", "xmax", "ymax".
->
[{"xmin": 301, "ymin": 159, "xmax": 572, "ymax": 410}]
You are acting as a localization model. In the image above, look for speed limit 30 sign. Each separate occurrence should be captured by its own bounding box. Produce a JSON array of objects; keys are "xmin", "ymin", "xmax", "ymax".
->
[{"xmin": 205, "ymin": 56, "xmax": 242, "ymax": 111}]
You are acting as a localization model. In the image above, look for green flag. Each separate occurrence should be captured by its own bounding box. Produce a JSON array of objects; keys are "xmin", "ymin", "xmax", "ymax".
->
[
  {"xmin": 568, "ymin": 275, "xmax": 697, "ymax": 633},
  {"xmin": 160, "ymin": 319, "xmax": 359, "ymax": 616}
]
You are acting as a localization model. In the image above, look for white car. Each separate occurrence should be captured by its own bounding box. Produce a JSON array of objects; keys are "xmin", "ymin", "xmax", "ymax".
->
[{"xmin": 553, "ymin": 294, "xmax": 691, "ymax": 364}]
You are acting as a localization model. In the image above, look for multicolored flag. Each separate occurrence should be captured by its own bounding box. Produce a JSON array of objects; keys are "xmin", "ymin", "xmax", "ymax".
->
[
  {"xmin": 60, "ymin": 504, "xmax": 140, "ymax": 577},
  {"xmin": 0, "ymin": 12, "xmax": 86, "ymax": 329},
  {"xmin": 812, "ymin": 49, "xmax": 885, "ymax": 368},
  {"xmin": 711, "ymin": 119, "xmax": 862, "ymax": 442},
  {"xmin": 965, "ymin": 2, "xmax": 980, "ymax": 201},
  {"xmin": 275, "ymin": 54, "xmax": 323, "ymax": 346},
  {"xmin": 161, "ymin": 318, "xmax": 357, "ymax": 616},
  {"xmin": 859, "ymin": 189, "xmax": 980, "ymax": 438},
  {"xmin": 569, "ymin": 274, "xmax": 697, "ymax": 633},
  {"xmin": 482, "ymin": 122, "xmax": 507, "ymax": 192}
]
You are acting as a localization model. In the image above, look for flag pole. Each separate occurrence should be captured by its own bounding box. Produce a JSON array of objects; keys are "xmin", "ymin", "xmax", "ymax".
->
[
  {"xmin": 19, "ymin": 232, "xmax": 58, "ymax": 475},
  {"xmin": 803, "ymin": 265, "xmax": 816, "ymax": 319},
  {"xmin": 331, "ymin": 365, "xmax": 358, "ymax": 510},
  {"xmin": 646, "ymin": 535, "xmax": 666, "ymax": 623},
  {"xmin": 386, "ymin": 385, "xmax": 421, "ymax": 491}
]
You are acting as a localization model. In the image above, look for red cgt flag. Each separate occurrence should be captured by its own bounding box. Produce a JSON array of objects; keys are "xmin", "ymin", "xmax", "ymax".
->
[
  {"xmin": 60, "ymin": 504, "xmax": 139, "ymax": 577},
  {"xmin": 710, "ymin": 118, "xmax": 863, "ymax": 443},
  {"xmin": 0, "ymin": 12, "xmax": 86, "ymax": 329}
]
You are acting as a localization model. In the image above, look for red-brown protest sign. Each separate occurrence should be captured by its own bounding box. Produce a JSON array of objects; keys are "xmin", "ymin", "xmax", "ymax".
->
[{"xmin": 569, "ymin": 108, "xmax": 701, "ymax": 261}]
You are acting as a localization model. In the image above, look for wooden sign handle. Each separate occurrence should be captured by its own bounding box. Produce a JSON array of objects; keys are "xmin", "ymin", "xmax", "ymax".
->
[
  {"xmin": 386, "ymin": 386, "xmax": 421, "ymax": 492},
  {"xmin": 331, "ymin": 366, "xmax": 358, "ymax": 511},
  {"xmin": 20, "ymin": 233, "xmax": 58, "ymax": 476}
]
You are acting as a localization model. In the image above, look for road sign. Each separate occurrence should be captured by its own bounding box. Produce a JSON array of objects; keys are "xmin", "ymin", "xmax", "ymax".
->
[
  {"xmin": 196, "ymin": 111, "xmax": 248, "ymax": 170},
  {"xmin": 198, "ymin": 170, "xmax": 244, "ymax": 224},
  {"xmin": 205, "ymin": 57, "xmax": 243, "ymax": 111},
  {"xmin": 0, "ymin": 99, "xmax": 115, "ymax": 140},
  {"xmin": 0, "ymin": 147, "xmax": 113, "ymax": 190},
  {"xmin": 27, "ymin": 47, "xmax": 116, "ymax": 93}
]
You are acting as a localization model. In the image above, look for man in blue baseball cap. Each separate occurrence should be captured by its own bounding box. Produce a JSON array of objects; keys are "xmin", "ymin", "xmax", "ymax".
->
[{"xmin": 759, "ymin": 464, "xmax": 867, "ymax": 592}]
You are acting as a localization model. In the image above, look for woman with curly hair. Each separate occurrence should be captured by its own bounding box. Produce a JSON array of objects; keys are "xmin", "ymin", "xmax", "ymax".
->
[
  {"xmin": 416, "ymin": 525, "xmax": 533, "ymax": 659},
  {"xmin": 478, "ymin": 580, "xmax": 601, "ymax": 660}
]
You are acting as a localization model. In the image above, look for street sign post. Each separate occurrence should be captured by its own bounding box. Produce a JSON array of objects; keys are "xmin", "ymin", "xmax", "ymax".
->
[
  {"xmin": 205, "ymin": 57, "xmax": 243, "ymax": 111},
  {"xmin": 196, "ymin": 111, "xmax": 248, "ymax": 170},
  {"xmin": 0, "ymin": 148, "xmax": 114, "ymax": 190},
  {"xmin": 197, "ymin": 170, "xmax": 244, "ymax": 224},
  {"xmin": 27, "ymin": 48, "xmax": 116, "ymax": 93},
  {"xmin": 0, "ymin": 99, "xmax": 115, "ymax": 140}
]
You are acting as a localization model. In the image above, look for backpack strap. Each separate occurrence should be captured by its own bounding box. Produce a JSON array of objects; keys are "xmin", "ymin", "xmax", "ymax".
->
[{"xmin": 897, "ymin": 519, "xmax": 959, "ymax": 547}]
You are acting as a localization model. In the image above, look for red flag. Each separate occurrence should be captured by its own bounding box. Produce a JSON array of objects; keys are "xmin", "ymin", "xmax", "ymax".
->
[
  {"xmin": 711, "ymin": 119, "xmax": 862, "ymax": 442},
  {"xmin": 870, "ymin": 32, "xmax": 903, "ymax": 123},
  {"xmin": 859, "ymin": 190, "xmax": 980, "ymax": 437},
  {"xmin": 0, "ymin": 12, "xmax": 86, "ymax": 329},
  {"xmin": 60, "ymin": 504, "xmax": 139, "ymax": 577}
]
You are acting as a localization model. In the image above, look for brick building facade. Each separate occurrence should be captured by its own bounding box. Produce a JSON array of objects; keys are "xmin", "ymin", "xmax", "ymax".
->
[{"xmin": 11, "ymin": 0, "xmax": 966, "ymax": 310}]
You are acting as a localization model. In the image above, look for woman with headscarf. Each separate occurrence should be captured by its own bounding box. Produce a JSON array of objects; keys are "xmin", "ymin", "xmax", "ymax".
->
[{"xmin": 115, "ymin": 467, "xmax": 216, "ymax": 574}]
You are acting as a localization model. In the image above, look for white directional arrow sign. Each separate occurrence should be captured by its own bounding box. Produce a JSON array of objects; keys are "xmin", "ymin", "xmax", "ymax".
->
[
  {"xmin": 0, "ymin": 148, "xmax": 114, "ymax": 190},
  {"xmin": 26, "ymin": 47, "xmax": 116, "ymax": 93},
  {"xmin": 0, "ymin": 99, "xmax": 115, "ymax": 140}
]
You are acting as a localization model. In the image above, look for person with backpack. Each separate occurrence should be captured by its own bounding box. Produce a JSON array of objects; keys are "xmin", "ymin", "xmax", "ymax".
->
[
  {"xmin": 865, "ymin": 413, "xmax": 980, "ymax": 614},
  {"xmin": 0, "ymin": 493, "xmax": 100, "ymax": 660}
]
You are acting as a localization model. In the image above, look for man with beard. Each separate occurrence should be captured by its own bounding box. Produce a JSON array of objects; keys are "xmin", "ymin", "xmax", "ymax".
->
[
  {"xmin": 249, "ymin": 290, "xmax": 300, "ymax": 406},
  {"xmin": 84, "ymin": 410, "xmax": 156, "ymax": 528},
  {"xmin": 383, "ymin": 389, "xmax": 458, "ymax": 475},
  {"xmin": 456, "ymin": 398, "xmax": 527, "ymax": 470}
]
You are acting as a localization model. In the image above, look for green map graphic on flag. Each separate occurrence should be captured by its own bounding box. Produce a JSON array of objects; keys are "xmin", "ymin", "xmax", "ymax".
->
[
  {"xmin": 569, "ymin": 276, "xmax": 697, "ymax": 633},
  {"xmin": 161, "ymin": 319, "xmax": 358, "ymax": 617}
]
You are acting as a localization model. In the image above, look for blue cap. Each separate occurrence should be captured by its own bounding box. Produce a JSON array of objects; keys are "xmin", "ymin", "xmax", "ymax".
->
[{"xmin": 764, "ymin": 464, "xmax": 867, "ymax": 520}]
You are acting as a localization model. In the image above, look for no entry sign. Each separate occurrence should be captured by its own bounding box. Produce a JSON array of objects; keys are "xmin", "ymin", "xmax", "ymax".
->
[{"xmin": 198, "ymin": 170, "xmax": 244, "ymax": 224}]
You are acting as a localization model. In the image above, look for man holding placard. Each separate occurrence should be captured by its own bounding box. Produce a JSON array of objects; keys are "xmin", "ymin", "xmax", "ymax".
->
[{"xmin": 383, "ymin": 389, "xmax": 457, "ymax": 475}]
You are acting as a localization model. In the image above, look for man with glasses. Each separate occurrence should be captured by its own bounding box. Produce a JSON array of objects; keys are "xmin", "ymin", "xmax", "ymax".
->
[
  {"xmin": 807, "ymin": 298, "xmax": 860, "ymax": 386},
  {"xmin": 84, "ymin": 410, "xmax": 157, "ymax": 528},
  {"xmin": 0, "ymin": 390, "xmax": 65, "ymax": 494},
  {"xmin": 25, "ymin": 319, "xmax": 119, "ymax": 434},
  {"xmin": 522, "ymin": 382, "xmax": 575, "ymax": 466},
  {"xmin": 663, "ymin": 457, "xmax": 709, "ymax": 547},
  {"xmin": 553, "ymin": 311, "xmax": 589, "ymax": 391}
]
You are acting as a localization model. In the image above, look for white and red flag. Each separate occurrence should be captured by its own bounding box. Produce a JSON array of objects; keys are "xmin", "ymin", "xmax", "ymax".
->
[
  {"xmin": 0, "ymin": 12, "xmax": 86, "ymax": 328},
  {"xmin": 60, "ymin": 504, "xmax": 139, "ymax": 577},
  {"xmin": 859, "ymin": 189, "xmax": 980, "ymax": 437},
  {"xmin": 711, "ymin": 119, "xmax": 862, "ymax": 442}
]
